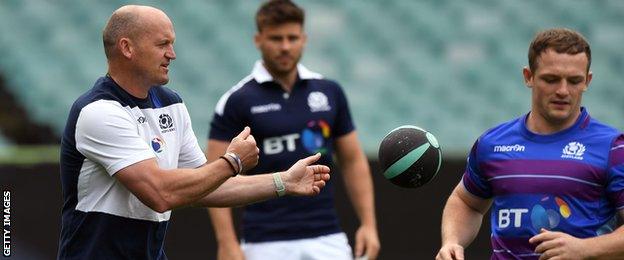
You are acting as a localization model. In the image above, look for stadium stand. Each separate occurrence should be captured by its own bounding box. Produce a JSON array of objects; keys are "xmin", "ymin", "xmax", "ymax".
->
[
  {"xmin": 2, "ymin": 1, "xmax": 624, "ymax": 259},
  {"xmin": 0, "ymin": 0, "xmax": 623, "ymax": 154},
  {"xmin": 0, "ymin": 134, "xmax": 9, "ymax": 148}
]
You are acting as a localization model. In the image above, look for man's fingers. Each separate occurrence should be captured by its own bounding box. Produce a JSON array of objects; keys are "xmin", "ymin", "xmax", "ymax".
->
[
  {"xmin": 367, "ymin": 239, "xmax": 380, "ymax": 260},
  {"xmin": 438, "ymin": 245, "xmax": 464, "ymax": 260},
  {"xmin": 310, "ymin": 164, "xmax": 330, "ymax": 174},
  {"xmin": 313, "ymin": 172, "xmax": 329, "ymax": 181},
  {"xmin": 538, "ymin": 248, "xmax": 558, "ymax": 260},
  {"xmin": 355, "ymin": 235, "xmax": 364, "ymax": 257},
  {"xmin": 437, "ymin": 250, "xmax": 452, "ymax": 260},
  {"xmin": 529, "ymin": 234, "xmax": 545, "ymax": 244},
  {"xmin": 452, "ymin": 246, "xmax": 464, "ymax": 260},
  {"xmin": 529, "ymin": 230, "xmax": 556, "ymax": 244},
  {"xmin": 310, "ymin": 165, "xmax": 330, "ymax": 181},
  {"xmin": 534, "ymin": 239, "xmax": 557, "ymax": 254},
  {"xmin": 437, "ymin": 250, "xmax": 458, "ymax": 260},
  {"xmin": 235, "ymin": 126, "xmax": 251, "ymax": 140},
  {"xmin": 313, "ymin": 180, "xmax": 326, "ymax": 189},
  {"xmin": 359, "ymin": 237, "xmax": 379, "ymax": 259},
  {"xmin": 247, "ymin": 134, "xmax": 257, "ymax": 145}
]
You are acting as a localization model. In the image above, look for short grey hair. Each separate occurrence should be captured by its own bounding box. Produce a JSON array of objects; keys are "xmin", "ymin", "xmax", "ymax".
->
[{"xmin": 102, "ymin": 9, "xmax": 142, "ymax": 59}]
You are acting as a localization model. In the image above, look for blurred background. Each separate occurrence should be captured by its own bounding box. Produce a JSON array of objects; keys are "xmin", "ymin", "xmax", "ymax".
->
[{"xmin": 1, "ymin": 0, "xmax": 623, "ymax": 259}]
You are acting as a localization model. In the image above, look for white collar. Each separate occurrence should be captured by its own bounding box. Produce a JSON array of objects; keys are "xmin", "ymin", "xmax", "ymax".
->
[{"xmin": 251, "ymin": 60, "xmax": 323, "ymax": 84}]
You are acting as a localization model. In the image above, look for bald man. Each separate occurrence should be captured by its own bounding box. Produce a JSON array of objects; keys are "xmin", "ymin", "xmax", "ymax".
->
[{"xmin": 58, "ymin": 5, "xmax": 330, "ymax": 259}]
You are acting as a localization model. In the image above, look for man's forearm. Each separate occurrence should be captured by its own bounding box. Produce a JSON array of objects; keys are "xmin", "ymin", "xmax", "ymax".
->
[
  {"xmin": 440, "ymin": 193, "xmax": 485, "ymax": 247},
  {"xmin": 116, "ymin": 157, "xmax": 236, "ymax": 212},
  {"xmin": 208, "ymin": 207, "xmax": 239, "ymax": 243},
  {"xmin": 342, "ymin": 158, "xmax": 376, "ymax": 226},
  {"xmin": 197, "ymin": 173, "xmax": 279, "ymax": 207},
  {"xmin": 583, "ymin": 226, "xmax": 624, "ymax": 259},
  {"xmin": 205, "ymin": 139, "xmax": 241, "ymax": 246},
  {"xmin": 162, "ymin": 159, "xmax": 236, "ymax": 208}
]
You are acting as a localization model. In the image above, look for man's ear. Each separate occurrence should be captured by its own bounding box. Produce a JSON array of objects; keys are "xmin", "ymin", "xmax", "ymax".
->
[
  {"xmin": 522, "ymin": 66, "xmax": 533, "ymax": 88},
  {"xmin": 254, "ymin": 33, "xmax": 261, "ymax": 50},
  {"xmin": 583, "ymin": 71, "xmax": 593, "ymax": 92},
  {"xmin": 301, "ymin": 32, "xmax": 308, "ymax": 48},
  {"xmin": 119, "ymin": 37, "xmax": 133, "ymax": 59}
]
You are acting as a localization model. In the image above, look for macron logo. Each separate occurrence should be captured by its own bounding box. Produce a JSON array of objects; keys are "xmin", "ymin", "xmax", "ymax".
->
[
  {"xmin": 251, "ymin": 103, "xmax": 281, "ymax": 114},
  {"xmin": 494, "ymin": 144, "xmax": 525, "ymax": 152}
]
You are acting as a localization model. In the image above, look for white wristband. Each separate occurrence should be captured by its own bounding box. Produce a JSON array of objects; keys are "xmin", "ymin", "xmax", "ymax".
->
[{"xmin": 272, "ymin": 172, "xmax": 286, "ymax": 197}]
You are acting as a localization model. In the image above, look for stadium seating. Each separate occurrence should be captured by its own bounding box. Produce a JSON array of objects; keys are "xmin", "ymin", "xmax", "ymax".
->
[
  {"xmin": 0, "ymin": 0, "xmax": 623, "ymax": 154},
  {"xmin": 0, "ymin": 134, "xmax": 9, "ymax": 148}
]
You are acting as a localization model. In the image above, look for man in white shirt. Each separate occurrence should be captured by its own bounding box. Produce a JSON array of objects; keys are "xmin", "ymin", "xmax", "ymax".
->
[{"xmin": 58, "ymin": 5, "xmax": 330, "ymax": 259}]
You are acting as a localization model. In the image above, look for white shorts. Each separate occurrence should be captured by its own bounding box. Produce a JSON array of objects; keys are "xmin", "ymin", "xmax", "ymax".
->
[{"xmin": 241, "ymin": 232, "xmax": 353, "ymax": 260}]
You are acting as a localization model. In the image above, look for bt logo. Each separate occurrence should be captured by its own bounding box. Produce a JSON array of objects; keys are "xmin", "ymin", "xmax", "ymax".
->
[
  {"xmin": 498, "ymin": 208, "xmax": 528, "ymax": 228},
  {"xmin": 264, "ymin": 134, "xmax": 300, "ymax": 155},
  {"xmin": 497, "ymin": 197, "xmax": 574, "ymax": 230},
  {"xmin": 263, "ymin": 120, "xmax": 331, "ymax": 155}
]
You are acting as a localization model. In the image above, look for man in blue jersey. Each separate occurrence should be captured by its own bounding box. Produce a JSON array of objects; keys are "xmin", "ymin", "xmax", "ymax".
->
[
  {"xmin": 205, "ymin": 1, "xmax": 379, "ymax": 259},
  {"xmin": 436, "ymin": 28, "xmax": 624, "ymax": 260},
  {"xmin": 58, "ymin": 5, "xmax": 332, "ymax": 259}
]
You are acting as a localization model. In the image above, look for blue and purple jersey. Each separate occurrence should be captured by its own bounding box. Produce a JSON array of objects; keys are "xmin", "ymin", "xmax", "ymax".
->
[{"xmin": 462, "ymin": 107, "xmax": 624, "ymax": 259}]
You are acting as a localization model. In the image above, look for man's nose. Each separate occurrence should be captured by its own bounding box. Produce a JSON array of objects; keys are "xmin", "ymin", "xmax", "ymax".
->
[
  {"xmin": 166, "ymin": 46, "xmax": 176, "ymax": 60},
  {"xmin": 280, "ymin": 39, "xmax": 291, "ymax": 51},
  {"xmin": 555, "ymin": 81, "xmax": 570, "ymax": 96}
]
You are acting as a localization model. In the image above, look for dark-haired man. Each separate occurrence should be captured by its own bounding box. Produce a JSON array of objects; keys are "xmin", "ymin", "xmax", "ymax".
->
[
  {"xmin": 206, "ymin": 1, "xmax": 379, "ymax": 259},
  {"xmin": 436, "ymin": 28, "xmax": 624, "ymax": 260}
]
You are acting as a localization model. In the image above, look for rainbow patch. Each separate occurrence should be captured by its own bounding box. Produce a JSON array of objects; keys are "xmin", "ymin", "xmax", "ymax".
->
[
  {"xmin": 318, "ymin": 120, "xmax": 330, "ymax": 137},
  {"xmin": 555, "ymin": 197, "xmax": 571, "ymax": 218},
  {"xmin": 302, "ymin": 120, "xmax": 331, "ymax": 154}
]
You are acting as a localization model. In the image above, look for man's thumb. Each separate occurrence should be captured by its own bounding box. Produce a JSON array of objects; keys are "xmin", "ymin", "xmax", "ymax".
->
[{"xmin": 236, "ymin": 126, "xmax": 251, "ymax": 139}]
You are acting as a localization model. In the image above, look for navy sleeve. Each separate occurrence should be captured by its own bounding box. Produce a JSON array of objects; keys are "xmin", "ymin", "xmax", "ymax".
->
[
  {"xmin": 331, "ymin": 81, "xmax": 355, "ymax": 137},
  {"xmin": 209, "ymin": 93, "xmax": 246, "ymax": 142}
]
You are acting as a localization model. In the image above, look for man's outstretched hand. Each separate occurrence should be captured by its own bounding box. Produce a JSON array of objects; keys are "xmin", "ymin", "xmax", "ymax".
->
[{"xmin": 282, "ymin": 153, "xmax": 331, "ymax": 196}]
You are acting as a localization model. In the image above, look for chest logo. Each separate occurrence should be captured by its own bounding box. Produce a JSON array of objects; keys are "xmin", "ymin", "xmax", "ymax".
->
[
  {"xmin": 158, "ymin": 114, "xmax": 176, "ymax": 133},
  {"xmin": 301, "ymin": 120, "xmax": 330, "ymax": 154},
  {"xmin": 263, "ymin": 120, "xmax": 331, "ymax": 156},
  {"xmin": 307, "ymin": 92, "xmax": 331, "ymax": 112},
  {"xmin": 251, "ymin": 103, "xmax": 282, "ymax": 114},
  {"xmin": 561, "ymin": 141, "xmax": 585, "ymax": 160},
  {"xmin": 159, "ymin": 114, "xmax": 173, "ymax": 129},
  {"xmin": 493, "ymin": 144, "xmax": 525, "ymax": 152}
]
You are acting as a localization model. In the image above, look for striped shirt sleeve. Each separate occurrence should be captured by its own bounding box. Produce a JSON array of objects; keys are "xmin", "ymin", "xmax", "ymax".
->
[
  {"xmin": 461, "ymin": 139, "xmax": 493, "ymax": 198},
  {"xmin": 607, "ymin": 134, "xmax": 624, "ymax": 209}
]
